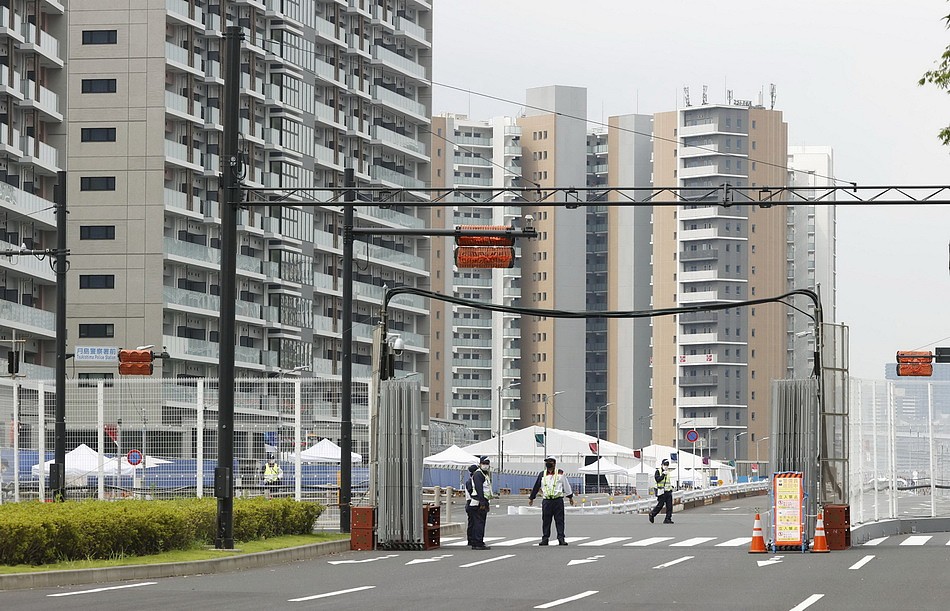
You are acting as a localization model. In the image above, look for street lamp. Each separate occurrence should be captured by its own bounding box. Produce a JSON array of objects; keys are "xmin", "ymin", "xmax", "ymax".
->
[
  {"xmin": 497, "ymin": 382, "xmax": 520, "ymax": 472},
  {"xmin": 542, "ymin": 391, "xmax": 564, "ymax": 457},
  {"xmin": 593, "ymin": 402, "xmax": 612, "ymax": 494},
  {"xmin": 755, "ymin": 436, "xmax": 770, "ymax": 480}
]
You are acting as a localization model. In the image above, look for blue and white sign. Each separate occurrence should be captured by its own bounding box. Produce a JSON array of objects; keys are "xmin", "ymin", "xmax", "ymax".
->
[{"xmin": 75, "ymin": 346, "xmax": 119, "ymax": 362}]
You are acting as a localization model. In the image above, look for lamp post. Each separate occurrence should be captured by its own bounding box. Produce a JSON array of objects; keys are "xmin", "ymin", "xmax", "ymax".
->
[
  {"xmin": 734, "ymin": 431, "xmax": 748, "ymax": 479},
  {"xmin": 497, "ymin": 382, "xmax": 520, "ymax": 472},
  {"xmin": 594, "ymin": 402, "xmax": 612, "ymax": 494},
  {"xmin": 755, "ymin": 436, "xmax": 770, "ymax": 481},
  {"xmin": 542, "ymin": 391, "xmax": 564, "ymax": 458}
]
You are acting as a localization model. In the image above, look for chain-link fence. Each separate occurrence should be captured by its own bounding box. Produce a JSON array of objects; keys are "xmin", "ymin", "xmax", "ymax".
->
[
  {"xmin": 849, "ymin": 377, "xmax": 950, "ymax": 525},
  {"xmin": 0, "ymin": 377, "xmax": 370, "ymax": 520}
]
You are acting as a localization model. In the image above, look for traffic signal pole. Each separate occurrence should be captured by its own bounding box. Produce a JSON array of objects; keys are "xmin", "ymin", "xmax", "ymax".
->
[{"xmin": 53, "ymin": 170, "xmax": 67, "ymax": 501}]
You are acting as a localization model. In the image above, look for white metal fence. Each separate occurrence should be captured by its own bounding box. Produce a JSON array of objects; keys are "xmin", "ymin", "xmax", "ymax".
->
[{"xmin": 0, "ymin": 377, "xmax": 370, "ymax": 519}]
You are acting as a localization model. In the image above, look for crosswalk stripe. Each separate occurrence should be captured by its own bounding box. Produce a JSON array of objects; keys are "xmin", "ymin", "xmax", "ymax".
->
[
  {"xmin": 493, "ymin": 537, "xmax": 543, "ymax": 547},
  {"xmin": 440, "ymin": 537, "xmax": 463, "ymax": 543},
  {"xmin": 563, "ymin": 537, "xmax": 590, "ymax": 544},
  {"xmin": 900, "ymin": 535, "xmax": 932, "ymax": 546},
  {"xmin": 579, "ymin": 537, "xmax": 632, "ymax": 546},
  {"xmin": 445, "ymin": 537, "xmax": 505, "ymax": 547},
  {"xmin": 624, "ymin": 537, "xmax": 674, "ymax": 547},
  {"xmin": 715, "ymin": 537, "xmax": 752, "ymax": 547},
  {"xmin": 863, "ymin": 537, "xmax": 886, "ymax": 546},
  {"xmin": 670, "ymin": 537, "xmax": 717, "ymax": 547}
]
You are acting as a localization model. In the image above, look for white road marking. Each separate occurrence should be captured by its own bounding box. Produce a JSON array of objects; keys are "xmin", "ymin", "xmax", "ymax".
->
[
  {"xmin": 789, "ymin": 594, "xmax": 824, "ymax": 611},
  {"xmin": 446, "ymin": 536, "xmax": 504, "ymax": 547},
  {"xmin": 578, "ymin": 537, "xmax": 631, "ymax": 546},
  {"xmin": 670, "ymin": 537, "xmax": 717, "ymax": 547},
  {"xmin": 567, "ymin": 554, "xmax": 605, "ymax": 566},
  {"xmin": 900, "ymin": 535, "xmax": 932, "ymax": 546},
  {"xmin": 405, "ymin": 554, "xmax": 452, "ymax": 565},
  {"xmin": 288, "ymin": 585, "xmax": 376, "ymax": 602},
  {"xmin": 652, "ymin": 555, "xmax": 694, "ymax": 569},
  {"xmin": 716, "ymin": 537, "xmax": 752, "ymax": 547},
  {"xmin": 534, "ymin": 590, "xmax": 598, "ymax": 608},
  {"xmin": 459, "ymin": 554, "xmax": 516, "ymax": 568},
  {"xmin": 328, "ymin": 554, "xmax": 399, "ymax": 565},
  {"xmin": 563, "ymin": 536, "xmax": 589, "ymax": 544},
  {"xmin": 440, "ymin": 536, "xmax": 463, "ymax": 542},
  {"xmin": 863, "ymin": 537, "xmax": 887, "ymax": 546},
  {"xmin": 47, "ymin": 582, "xmax": 156, "ymax": 597},
  {"xmin": 757, "ymin": 556, "xmax": 784, "ymax": 567},
  {"xmin": 624, "ymin": 536, "xmax": 674, "ymax": 546},
  {"xmin": 849, "ymin": 555, "xmax": 875, "ymax": 570},
  {"xmin": 493, "ymin": 537, "xmax": 545, "ymax": 547},
  {"xmin": 720, "ymin": 507, "xmax": 741, "ymax": 511}
]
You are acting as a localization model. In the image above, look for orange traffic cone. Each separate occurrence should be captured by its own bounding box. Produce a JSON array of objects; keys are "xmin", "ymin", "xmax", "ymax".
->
[
  {"xmin": 811, "ymin": 512, "xmax": 830, "ymax": 553},
  {"xmin": 749, "ymin": 513, "xmax": 768, "ymax": 553}
]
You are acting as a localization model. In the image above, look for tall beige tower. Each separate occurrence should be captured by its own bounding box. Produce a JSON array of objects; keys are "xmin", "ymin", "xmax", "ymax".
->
[{"xmin": 652, "ymin": 103, "xmax": 788, "ymax": 465}]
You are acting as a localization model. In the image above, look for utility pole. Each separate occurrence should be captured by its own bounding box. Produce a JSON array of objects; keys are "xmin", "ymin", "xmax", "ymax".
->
[
  {"xmin": 340, "ymin": 168, "xmax": 355, "ymax": 533},
  {"xmin": 215, "ymin": 25, "xmax": 243, "ymax": 550},
  {"xmin": 53, "ymin": 170, "xmax": 67, "ymax": 501}
]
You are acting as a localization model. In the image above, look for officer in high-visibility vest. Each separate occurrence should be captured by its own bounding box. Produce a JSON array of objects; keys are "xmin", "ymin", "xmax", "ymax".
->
[
  {"xmin": 528, "ymin": 455, "xmax": 575, "ymax": 545},
  {"xmin": 649, "ymin": 458, "xmax": 674, "ymax": 524},
  {"xmin": 262, "ymin": 456, "xmax": 283, "ymax": 496},
  {"xmin": 469, "ymin": 456, "xmax": 493, "ymax": 550},
  {"xmin": 463, "ymin": 464, "xmax": 479, "ymax": 547}
]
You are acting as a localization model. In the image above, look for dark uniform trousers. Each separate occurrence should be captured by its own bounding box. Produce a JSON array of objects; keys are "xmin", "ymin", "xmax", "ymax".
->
[
  {"xmin": 651, "ymin": 490, "xmax": 673, "ymax": 521},
  {"xmin": 541, "ymin": 497, "xmax": 566, "ymax": 541},
  {"xmin": 465, "ymin": 503, "xmax": 476, "ymax": 545},
  {"xmin": 471, "ymin": 503, "xmax": 488, "ymax": 546}
]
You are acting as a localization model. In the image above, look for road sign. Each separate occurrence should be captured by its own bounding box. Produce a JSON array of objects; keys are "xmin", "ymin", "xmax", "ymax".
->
[
  {"xmin": 127, "ymin": 449, "xmax": 143, "ymax": 466},
  {"xmin": 685, "ymin": 429, "xmax": 699, "ymax": 443},
  {"xmin": 75, "ymin": 346, "xmax": 118, "ymax": 362}
]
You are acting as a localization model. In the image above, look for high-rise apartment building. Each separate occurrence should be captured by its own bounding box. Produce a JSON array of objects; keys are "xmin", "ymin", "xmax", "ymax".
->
[
  {"xmin": 0, "ymin": 1, "xmax": 64, "ymax": 379},
  {"xmin": 652, "ymin": 102, "xmax": 796, "ymax": 462},
  {"xmin": 66, "ymin": 1, "xmax": 433, "ymax": 389},
  {"xmin": 429, "ymin": 113, "xmax": 522, "ymax": 440}
]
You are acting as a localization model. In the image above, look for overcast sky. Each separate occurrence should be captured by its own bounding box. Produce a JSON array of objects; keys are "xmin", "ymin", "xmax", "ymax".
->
[{"xmin": 431, "ymin": 0, "xmax": 950, "ymax": 380}]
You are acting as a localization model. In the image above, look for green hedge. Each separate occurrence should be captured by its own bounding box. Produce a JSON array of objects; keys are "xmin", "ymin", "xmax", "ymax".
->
[{"xmin": 0, "ymin": 498, "xmax": 323, "ymax": 566}]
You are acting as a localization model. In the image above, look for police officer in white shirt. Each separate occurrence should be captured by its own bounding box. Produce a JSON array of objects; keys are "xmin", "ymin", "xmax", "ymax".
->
[
  {"xmin": 469, "ymin": 456, "xmax": 493, "ymax": 549},
  {"xmin": 528, "ymin": 456, "xmax": 575, "ymax": 546}
]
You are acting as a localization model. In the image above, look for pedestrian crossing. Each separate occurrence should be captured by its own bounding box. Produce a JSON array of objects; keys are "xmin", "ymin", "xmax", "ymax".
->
[
  {"xmin": 442, "ymin": 533, "xmax": 950, "ymax": 549},
  {"xmin": 443, "ymin": 535, "xmax": 753, "ymax": 548}
]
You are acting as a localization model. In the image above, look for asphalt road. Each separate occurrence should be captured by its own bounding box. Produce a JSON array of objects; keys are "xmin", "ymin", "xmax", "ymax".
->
[{"xmin": 3, "ymin": 495, "xmax": 949, "ymax": 610}]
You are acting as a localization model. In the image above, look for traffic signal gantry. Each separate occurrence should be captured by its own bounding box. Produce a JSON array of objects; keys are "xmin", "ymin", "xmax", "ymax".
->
[{"xmin": 895, "ymin": 348, "xmax": 950, "ymax": 376}]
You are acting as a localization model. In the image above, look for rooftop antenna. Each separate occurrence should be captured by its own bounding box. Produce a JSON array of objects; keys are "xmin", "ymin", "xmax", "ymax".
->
[
  {"xmin": 727, "ymin": 89, "xmax": 733, "ymax": 105},
  {"xmin": 770, "ymin": 83, "xmax": 777, "ymax": 109},
  {"xmin": 683, "ymin": 86, "xmax": 691, "ymax": 107},
  {"xmin": 702, "ymin": 84, "xmax": 708, "ymax": 105}
]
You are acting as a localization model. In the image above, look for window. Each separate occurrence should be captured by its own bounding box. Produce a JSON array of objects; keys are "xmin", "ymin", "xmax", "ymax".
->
[
  {"xmin": 81, "ymin": 79, "xmax": 117, "ymax": 93},
  {"xmin": 80, "ymin": 176, "xmax": 116, "ymax": 191},
  {"xmin": 80, "ymin": 225, "xmax": 115, "ymax": 240},
  {"xmin": 81, "ymin": 128, "xmax": 117, "ymax": 142},
  {"xmin": 82, "ymin": 30, "xmax": 117, "ymax": 44},
  {"xmin": 78, "ymin": 372, "xmax": 115, "ymax": 388},
  {"xmin": 79, "ymin": 323, "xmax": 114, "ymax": 338},
  {"xmin": 79, "ymin": 274, "xmax": 115, "ymax": 289}
]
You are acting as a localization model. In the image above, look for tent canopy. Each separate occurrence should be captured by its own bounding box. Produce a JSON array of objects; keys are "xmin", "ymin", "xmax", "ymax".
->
[
  {"xmin": 578, "ymin": 457, "xmax": 630, "ymax": 475},
  {"xmin": 31, "ymin": 444, "xmax": 132, "ymax": 479},
  {"xmin": 299, "ymin": 438, "xmax": 362, "ymax": 464},
  {"xmin": 424, "ymin": 444, "xmax": 479, "ymax": 467}
]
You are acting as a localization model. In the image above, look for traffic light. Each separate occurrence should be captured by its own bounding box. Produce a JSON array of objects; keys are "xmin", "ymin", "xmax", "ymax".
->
[
  {"xmin": 896, "ymin": 350, "xmax": 933, "ymax": 377},
  {"xmin": 118, "ymin": 349, "xmax": 154, "ymax": 375},
  {"xmin": 6, "ymin": 350, "xmax": 18, "ymax": 375},
  {"xmin": 454, "ymin": 225, "xmax": 516, "ymax": 269}
]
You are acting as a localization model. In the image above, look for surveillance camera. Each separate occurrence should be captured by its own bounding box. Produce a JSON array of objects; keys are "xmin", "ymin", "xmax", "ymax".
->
[
  {"xmin": 524, "ymin": 214, "xmax": 534, "ymax": 223},
  {"xmin": 391, "ymin": 336, "xmax": 405, "ymax": 356}
]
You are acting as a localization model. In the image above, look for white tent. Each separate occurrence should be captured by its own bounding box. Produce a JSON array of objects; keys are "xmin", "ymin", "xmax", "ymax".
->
[
  {"xmin": 461, "ymin": 426, "xmax": 639, "ymax": 474},
  {"xmin": 638, "ymin": 444, "xmax": 735, "ymax": 486},
  {"xmin": 31, "ymin": 444, "xmax": 133, "ymax": 483},
  {"xmin": 299, "ymin": 438, "xmax": 362, "ymax": 464},
  {"xmin": 578, "ymin": 457, "xmax": 631, "ymax": 475},
  {"xmin": 424, "ymin": 445, "xmax": 479, "ymax": 467}
]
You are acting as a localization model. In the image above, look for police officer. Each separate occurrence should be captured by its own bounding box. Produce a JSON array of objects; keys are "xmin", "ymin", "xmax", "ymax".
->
[
  {"xmin": 262, "ymin": 455, "xmax": 283, "ymax": 496},
  {"xmin": 463, "ymin": 464, "xmax": 479, "ymax": 547},
  {"xmin": 649, "ymin": 458, "xmax": 674, "ymax": 524},
  {"xmin": 469, "ymin": 456, "xmax": 493, "ymax": 549},
  {"xmin": 528, "ymin": 455, "xmax": 575, "ymax": 545}
]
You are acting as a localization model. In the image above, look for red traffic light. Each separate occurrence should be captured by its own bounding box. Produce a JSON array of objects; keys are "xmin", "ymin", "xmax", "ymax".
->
[
  {"xmin": 455, "ymin": 225, "xmax": 515, "ymax": 247},
  {"xmin": 896, "ymin": 350, "xmax": 933, "ymax": 377},
  {"xmin": 454, "ymin": 246, "xmax": 515, "ymax": 268},
  {"xmin": 118, "ymin": 349, "xmax": 154, "ymax": 375}
]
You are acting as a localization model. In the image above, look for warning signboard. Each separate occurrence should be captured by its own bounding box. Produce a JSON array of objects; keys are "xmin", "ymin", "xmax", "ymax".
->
[{"xmin": 772, "ymin": 472, "xmax": 804, "ymax": 548}]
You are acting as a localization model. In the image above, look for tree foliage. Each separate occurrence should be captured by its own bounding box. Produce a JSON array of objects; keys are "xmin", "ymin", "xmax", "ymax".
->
[{"xmin": 920, "ymin": 10, "xmax": 950, "ymax": 145}]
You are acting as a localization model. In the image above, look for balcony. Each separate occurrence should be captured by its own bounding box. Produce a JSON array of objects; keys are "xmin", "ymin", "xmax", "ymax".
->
[
  {"xmin": 679, "ymin": 290, "xmax": 719, "ymax": 304},
  {"xmin": 371, "ymin": 124, "xmax": 426, "ymax": 158},
  {"xmin": 164, "ymin": 139, "xmax": 202, "ymax": 171},
  {"xmin": 677, "ymin": 353, "xmax": 719, "ymax": 365},
  {"xmin": 680, "ymin": 164, "xmax": 720, "ymax": 179},
  {"xmin": 679, "ymin": 227, "xmax": 719, "ymax": 241},
  {"xmin": 164, "ymin": 286, "xmax": 263, "ymax": 320},
  {"xmin": 165, "ymin": 42, "xmax": 202, "ymax": 75},
  {"xmin": 680, "ymin": 270, "xmax": 719, "ymax": 282},
  {"xmin": 163, "ymin": 335, "xmax": 264, "ymax": 369},
  {"xmin": 677, "ymin": 396, "xmax": 718, "ymax": 407},
  {"xmin": 0, "ymin": 239, "xmax": 55, "ymax": 282},
  {"xmin": 21, "ymin": 81, "xmax": 62, "ymax": 121},
  {"xmin": 372, "ymin": 86, "xmax": 426, "ymax": 119},
  {"xmin": 0, "ymin": 299, "xmax": 55, "ymax": 337},
  {"xmin": 369, "ymin": 165, "xmax": 425, "ymax": 189},
  {"xmin": 680, "ymin": 248, "xmax": 719, "ymax": 261},
  {"xmin": 20, "ymin": 22, "xmax": 63, "ymax": 67},
  {"xmin": 395, "ymin": 16, "xmax": 428, "ymax": 43},
  {"xmin": 679, "ymin": 332, "xmax": 720, "ymax": 345},
  {"xmin": 166, "ymin": 0, "xmax": 204, "ymax": 27},
  {"xmin": 679, "ymin": 375, "xmax": 719, "ymax": 387}
]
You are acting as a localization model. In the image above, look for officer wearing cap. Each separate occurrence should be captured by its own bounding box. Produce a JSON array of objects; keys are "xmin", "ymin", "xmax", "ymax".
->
[
  {"xmin": 469, "ymin": 456, "xmax": 494, "ymax": 550},
  {"xmin": 528, "ymin": 455, "xmax": 575, "ymax": 545},
  {"xmin": 649, "ymin": 458, "xmax": 675, "ymax": 524},
  {"xmin": 463, "ymin": 464, "xmax": 479, "ymax": 546}
]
